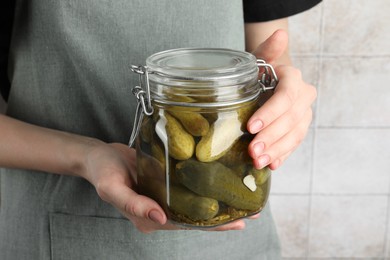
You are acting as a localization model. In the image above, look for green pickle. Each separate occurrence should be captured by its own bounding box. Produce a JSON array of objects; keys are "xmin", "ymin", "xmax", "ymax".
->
[
  {"xmin": 162, "ymin": 112, "xmax": 195, "ymax": 160},
  {"xmin": 169, "ymin": 185, "xmax": 220, "ymax": 221},
  {"xmin": 176, "ymin": 159, "xmax": 263, "ymax": 211},
  {"xmin": 169, "ymin": 110, "xmax": 209, "ymax": 137}
]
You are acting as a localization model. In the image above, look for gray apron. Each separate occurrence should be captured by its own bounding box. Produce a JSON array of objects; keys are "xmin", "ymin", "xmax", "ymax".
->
[{"xmin": 0, "ymin": 0, "xmax": 281, "ymax": 259}]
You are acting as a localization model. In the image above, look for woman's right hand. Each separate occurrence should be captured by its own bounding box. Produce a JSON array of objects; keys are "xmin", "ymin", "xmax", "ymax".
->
[{"xmin": 81, "ymin": 142, "xmax": 249, "ymax": 233}]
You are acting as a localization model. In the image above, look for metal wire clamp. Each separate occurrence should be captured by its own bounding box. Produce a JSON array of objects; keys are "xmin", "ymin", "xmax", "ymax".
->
[
  {"xmin": 257, "ymin": 59, "xmax": 278, "ymax": 92},
  {"xmin": 128, "ymin": 65, "xmax": 154, "ymax": 147}
]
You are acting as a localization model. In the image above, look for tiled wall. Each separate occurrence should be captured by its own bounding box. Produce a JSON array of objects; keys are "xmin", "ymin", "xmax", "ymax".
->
[
  {"xmin": 1, "ymin": 1, "xmax": 389, "ymax": 259},
  {"xmin": 270, "ymin": 1, "xmax": 390, "ymax": 259}
]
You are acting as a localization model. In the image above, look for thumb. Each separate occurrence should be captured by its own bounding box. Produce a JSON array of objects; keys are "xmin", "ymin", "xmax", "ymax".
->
[
  {"xmin": 123, "ymin": 189, "xmax": 167, "ymax": 225},
  {"xmin": 98, "ymin": 180, "xmax": 167, "ymax": 225},
  {"xmin": 252, "ymin": 29, "xmax": 289, "ymax": 65}
]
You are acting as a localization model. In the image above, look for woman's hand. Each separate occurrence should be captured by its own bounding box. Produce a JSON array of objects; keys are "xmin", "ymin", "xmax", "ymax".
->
[
  {"xmin": 247, "ymin": 30, "xmax": 317, "ymax": 170},
  {"xmin": 81, "ymin": 142, "xmax": 168, "ymax": 233},
  {"xmin": 81, "ymin": 142, "xmax": 250, "ymax": 233}
]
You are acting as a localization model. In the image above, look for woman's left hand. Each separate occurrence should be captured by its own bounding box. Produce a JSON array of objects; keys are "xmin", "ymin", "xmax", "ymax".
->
[{"xmin": 247, "ymin": 30, "xmax": 317, "ymax": 170}]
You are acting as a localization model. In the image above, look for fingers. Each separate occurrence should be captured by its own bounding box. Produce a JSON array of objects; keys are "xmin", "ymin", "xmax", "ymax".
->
[
  {"xmin": 252, "ymin": 108, "xmax": 312, "ymax": 170},
  {"xmin": 247, "ymin": 66, "xmax": 304, "ymax": 134},
  {"xmin": 248, "ymin": 65, "xmax": 317, "ymax": 170},
  {"xmin": 248, "ymin": 213, "xmax": 261, "ymax": 220},
  {"xmin": 249, "ymin": 84, "xmax": 312, "ymax": 155},
  {"xmin": 96, "ymin": 175, "xmax": 167, "ymax": 224},
  {"xmin": 204, "ymin": 220, "xmax": 246, "ymax": 231}
]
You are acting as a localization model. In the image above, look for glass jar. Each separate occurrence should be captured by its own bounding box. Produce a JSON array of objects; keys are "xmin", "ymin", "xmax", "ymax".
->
[{"xmin": 129, "ymin": 48, "xmax": 277, "ymax": 228}]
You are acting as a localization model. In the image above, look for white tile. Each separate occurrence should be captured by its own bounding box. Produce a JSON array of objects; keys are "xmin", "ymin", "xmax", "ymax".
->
[
  {"xmin": 289, "ymin": 2, "xmax": 323, "ymax": 55},
  {"xmin": 308, "ymin": 195, "xmax": 387, "ymax": 258},
  {"xmin": 271, "ymin": 130, "xmax": 314, "ymax": 194},
  {"xmin": 313, "ymin": 129, "xmax": 390, "ymax": 194},
  {"xmin": 323, "ymin": 0, "xmax": 390, "ymax": 55},
  {"xmin": 291, "ymin": 57, "xmax": 319, "ymax": 87},
  {"xmin": 318, "ymin": 57, "xmax": 390, "ymax": 127},
  {"xmin": 269, "ymin": 195, "xmax": 310, "ymax": 258}
]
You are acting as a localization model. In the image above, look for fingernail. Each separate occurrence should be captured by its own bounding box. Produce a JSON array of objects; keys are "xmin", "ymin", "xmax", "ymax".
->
[
  {"xmin": 249, "ymin": 120, "xmax": 263, "ymax": 134},
  {"xmin": 256, "ymin": 155, "xmax": 270, "ymax": 169},
  {"xmin": 253, "ymin": 142, "xmax": 264, "ymax": 158},
  {"xmin": 149, "ymin": 210, "xmax": 164, "ymax": 225}
]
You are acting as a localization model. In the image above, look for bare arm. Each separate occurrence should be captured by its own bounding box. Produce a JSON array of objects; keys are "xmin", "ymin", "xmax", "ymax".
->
[
  {"xmin": 0, "ymin": 114, "xmax": 98, "ymax": 176},
  {"xmin": 245, "ymin": 18, "xmax": 291, "ymax": 65}
]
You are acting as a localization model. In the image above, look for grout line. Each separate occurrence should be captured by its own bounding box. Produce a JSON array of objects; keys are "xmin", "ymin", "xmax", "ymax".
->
[
  {"xmin": 316, "ymin": 126, "xmax": 390, "ymax": 130},
  {"xmin": 382, "ymin": 170, "xmax": 390, "ymax": 256},
  {"xmin": 281, "ymin": 257, "xmax": 390, "ymax": 260},
  {"xmin": 306, "ymin": 1, "xmax": 326, "ymax": 258},
  {"xmin": 291, "ymin": 53, "xmax": 390, "ymax": 58},
  {"xmin": 271, "ymin": 193, "xmax": 390, "ymax": 196}
]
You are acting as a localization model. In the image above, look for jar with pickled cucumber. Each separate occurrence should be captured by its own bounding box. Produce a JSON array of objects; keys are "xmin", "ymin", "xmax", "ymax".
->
[{"xmin": 130, "ymin": 48, "xmax": 277, "ymax": 228}]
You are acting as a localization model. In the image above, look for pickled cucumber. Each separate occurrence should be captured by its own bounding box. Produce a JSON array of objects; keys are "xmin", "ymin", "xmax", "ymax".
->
[
  {"xmin": 230, "ymin": 163, "xmax": 248, "ymax": 179},
  {"xmin": 176, "ymin": 159, "xmax": 263, "ymax": 211},
  {"xmin": 237, "ymin": 101, "xmax": 258, "ymax": 126},
  {"xmin": 196, "ymin": 113, "xmax": 243, "ymax": 162},
  {"xmin": 218, "ymin": 135, "xmax": 252, "ymax": 167},
  {"xmin": 161, "ymin": 112, "xmax": 195, "ymax": 160},
  {"xmin": 170, "ymin": 185, "xmax": 219, "ymax": 221},
  {"xmin": 169, "ymin": 110, "xmax": 209, "ymax": 137},
  {"xmin": 151, "ymin": 141, "xmax": 165, "ymax": 168},
  {"xmin": 137, "ymin": 152, "xmax": 165, "ymax": 181},
  {"xmin": 137, "ymin": 175, "xmax": 167, "ymax": 215},
  {"xmin": 140, "ymin": 117, "xmax": 154, "ymax": 143},
  {"xmin": 162, "ymin": 89, "xmax": 197, "ymax": 104},
  {"xmin": 202, "ymin": 112, "xmax": 218, "ymax": 124},
  {"xmin": 248, "ymin": 167, "xmax": 271, "ymax": 186}
]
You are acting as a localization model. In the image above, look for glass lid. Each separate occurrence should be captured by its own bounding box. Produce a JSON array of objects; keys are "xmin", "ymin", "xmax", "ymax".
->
[{"xmin": 146, "ymin": 48, "xmax": 257, "ymax": 80}]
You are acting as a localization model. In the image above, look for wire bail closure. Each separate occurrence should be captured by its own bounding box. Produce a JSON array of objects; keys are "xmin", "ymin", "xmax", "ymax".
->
[
  {"xmin": 256, "ymin": 59, "xmax": 278, "ymax": 92},
  {"xmin": 128, "ymin": 60, "xmax": 278, "ymax": 147},
  {"xmin": 128, "ymin": 65, "xmax": 154, "ymax": 147}
]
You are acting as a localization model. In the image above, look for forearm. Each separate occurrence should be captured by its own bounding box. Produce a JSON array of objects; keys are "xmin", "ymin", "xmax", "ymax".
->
[
  {"xmin": 245, "ymin": 18, "xmax": 292, "ymax": 66},
  {"xmin": 0, "ymin": 114, "xmax": 103, "ymax": 177}
]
